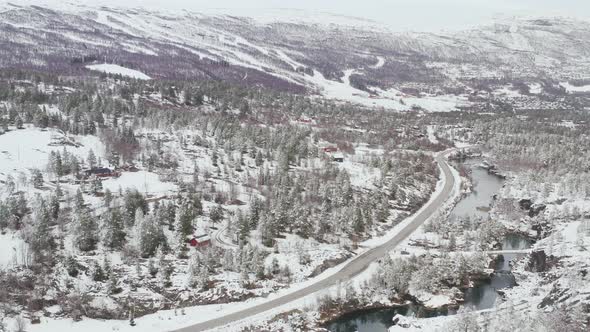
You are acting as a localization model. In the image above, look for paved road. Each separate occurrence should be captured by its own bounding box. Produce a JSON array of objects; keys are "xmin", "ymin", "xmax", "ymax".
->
[
  {"xmin": 175, "ymin": 152, "xmax": 456, "ymax": 332},
  {"xmin": 213, "ymin": 224, "xmax": 238, "ymax": 249}
]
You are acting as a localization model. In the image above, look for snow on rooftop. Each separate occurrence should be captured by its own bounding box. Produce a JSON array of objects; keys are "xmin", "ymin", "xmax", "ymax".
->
[
  {"xmin": 86, "ymin": 64, "xmax": 151, "ymax": 80},
  {"xmin": 528, "ymin": 82, "xmax": 542, "ymax": 94},
  {"xmin": 332, "ymin": 152, "xmax": 344, "ymax": 158}
]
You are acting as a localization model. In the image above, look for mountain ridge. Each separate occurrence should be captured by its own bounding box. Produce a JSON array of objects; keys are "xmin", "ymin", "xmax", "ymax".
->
[{"xmin": 1, "ymin": 2, "xmax": 590, "ymax": 110}]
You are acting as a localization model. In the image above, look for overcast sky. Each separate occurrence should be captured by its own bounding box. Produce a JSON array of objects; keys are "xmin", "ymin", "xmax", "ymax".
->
[{"xmin": 34, "ymin": 0, "xmax": 590, "ymax": 31}]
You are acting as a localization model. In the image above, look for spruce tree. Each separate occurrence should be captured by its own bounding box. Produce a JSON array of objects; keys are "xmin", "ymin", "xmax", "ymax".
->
[
  {"xmin": 75, "ymin": 188, "xmax": 85, "ymax": 211},
  {"xmin": 107, "ymin": 271, "xmax": 120, "ymax": 295},
  {"xmin": 30, "ymin": 199, "xmax": 56, "ymax": 266},
  {"xmin": 92, "ymin": 261, "xmax": 106, "ymax": 282},
  {"xmin": 32, "ymin": 169, "xmax": 44, "ymax": 188},
  {"xmin": 75, "ymin": 211, "xmax": 99, "ymax": 252},
  {"xmin": 104, "ymin": 188, "xmax": 113, "ymax": 207},
  {"xmin": 49, "ymin": 193, "xmax": 60, "ymax": 220},
  {"xmin": 91, "ymin": 177, "xmax": 103, "ymax": 195},
  {"xmin": 103, "ymin": 208, "xmax": 126, "ymax": 250},
  {"xmin": 177, "ymin": 200, "xmax": 195, "ymax": 238},
  {"xmin": 139, "ymin": 215, "xmax": 167, "ymax": 258},
  {"xmin": 87, "ymin": 149, "xmax": 97, "ymax": 169},
  {"xmin": 209, "ymin": 204, "xmax": 224, "ymax": 226}
]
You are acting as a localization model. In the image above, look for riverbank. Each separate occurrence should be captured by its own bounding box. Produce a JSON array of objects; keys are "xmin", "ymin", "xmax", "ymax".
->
[{"xmin": 321, "ymin": 157, "xmax": 534, "ymax": 332}]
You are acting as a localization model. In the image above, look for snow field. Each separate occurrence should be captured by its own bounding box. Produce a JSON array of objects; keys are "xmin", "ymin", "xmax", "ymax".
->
[{"xmin": 86, "ymin": 64, "xmax": 151, "ymax": 80}]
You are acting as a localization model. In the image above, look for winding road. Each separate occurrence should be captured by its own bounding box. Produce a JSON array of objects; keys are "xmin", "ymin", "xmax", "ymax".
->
[
  {"xmin": 175, "ymin": 152, "xmax": 456, "ymax": 332},
  {"xmin": 213, "ymin": 224, "xmax": 238, "ymax": 249}
]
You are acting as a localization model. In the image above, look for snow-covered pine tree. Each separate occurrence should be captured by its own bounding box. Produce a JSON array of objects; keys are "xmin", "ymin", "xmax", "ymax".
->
[
  {"xmin": 74, "ymin": 210, "xmax": 99, "ymax": 252},
  {"xmin": 102, "ymin": 208, "xmax": 126, "ymax": 250},
  {"xmin": 29, "ymin": 198, "xmax": 56, "ymax": 266},
  {"xmin": 139, "ymin": 214, "xmax": 167, "ymax": 258},
  {"xmin": 87, "ymin": 149, "xmax": 97, "ymax": 169},
  {"xmin": 32, "ymin": 169, "xmax": 44, "ymax": 188},
  {"xmin": 177, "ymin": 200, "xmax": 195, "ymax": 238},
  {"xmin": 209, "ymin": 203, "xmax": 224, "ymax": 226}
]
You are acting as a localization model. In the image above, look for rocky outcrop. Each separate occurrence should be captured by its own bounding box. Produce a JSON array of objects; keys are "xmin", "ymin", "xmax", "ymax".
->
[
  {"xmin": 518, "ymin": 199, "xmax": 546, "ymax": 217},
  {"xmin": 309, "ymin": 254, "xmax": 352, "ymax": 277},
  {"xmin": 519, "ymin": 199, "xmax": 533, "ymax": 210},
  {"xmin": 526, "ymin": 250, "xmax": 550, "ymax": 272},
  {"xmin": 529, "ymin": 204, "xmax": 547, "ymax": 217}
]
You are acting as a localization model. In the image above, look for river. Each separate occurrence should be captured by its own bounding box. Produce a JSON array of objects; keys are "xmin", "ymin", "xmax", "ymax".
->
[{"xmin": 326, "ymin": 159, "xmax": 532, "ymax": 332}]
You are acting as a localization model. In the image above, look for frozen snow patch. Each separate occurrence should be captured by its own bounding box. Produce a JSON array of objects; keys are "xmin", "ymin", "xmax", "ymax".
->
[
  {"xmin": 86, "ymin": 64, "xmax": 151, "ymax": 80},
  {"xmin": 101, "ymin": 171, "xmax": 177, "ymax": 196}
]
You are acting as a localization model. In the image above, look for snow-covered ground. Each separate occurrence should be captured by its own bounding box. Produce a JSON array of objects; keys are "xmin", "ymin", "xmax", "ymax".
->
[
  {"xmin": 308, "ymin": 69, "xmax": 465, "ymax": 112},
  {"xmin": 86, "ymin": 64, "xmax": 151, "ymax": 80},
  {"xmin": 559, "ymin": 81, "xmax": 590, "ymax": 93},
  {"xmin": 427, "ymin": 125, "xmax": 440, "ymax": 144},
  {"xmin": 11, "ymin": 149, "xmax": 459, "ymax": 332},
  {"xmin": 0, "ymin": 127, "xmax": 174, "ymax": 201},
  {"xmin": 369, "ymin": 56, "xmax": 386, "ymax": 69},
  {"xmin": 17, "ymin": 252, "xmax": 354, "ymax": 332},
  {"xmin": 0, "ymin": 126, "xmax": 103, "ymax": 186},
  {"xmin": 493, "ymin": 85, "xmax": 523, "ymax": 98},
  {"xmin": 389, "ymin": 315, "xmax": 451, "ymax": 332},
  {"xmin": 101, "ymin": 171, "xmax": 176, "ymax": 196},
  {"xmin": 0, "ymin": 232, "xmax": 27, "ymax": 267}
]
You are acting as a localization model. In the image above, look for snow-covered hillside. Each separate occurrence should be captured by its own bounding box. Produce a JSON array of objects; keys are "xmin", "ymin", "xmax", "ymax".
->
[
  {"xmin": 0, "ymin": 3, "xmax": 589, "ymax": 332},
  {"xmin": 0, "ymin": 127, "xmax": 103, "ymax": 185},
  {"xmin": 0, "ymin": 3, "xmax": 589, "ymax": 110}
]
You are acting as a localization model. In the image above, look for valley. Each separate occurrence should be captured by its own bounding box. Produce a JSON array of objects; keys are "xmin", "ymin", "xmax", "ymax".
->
[{"xmin": 0, "ymin": 2, "xmax": 588, "ymax": 332}]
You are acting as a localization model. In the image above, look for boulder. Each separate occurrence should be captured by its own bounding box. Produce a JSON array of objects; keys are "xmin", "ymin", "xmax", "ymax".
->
[
  {"xmin": 392, "ymin": 314, "xmax": 412, "ymax": 328},
  {"xmin": 518, "ymin": 199, "xmax": 546, "ymax": 217},
  {"xmin": 519, "ymin": 199, "xmax": 533, "ymax": 210},
  {"xmin": 529, "ymin": 204, "xmax": 546, "ymax": 217}
]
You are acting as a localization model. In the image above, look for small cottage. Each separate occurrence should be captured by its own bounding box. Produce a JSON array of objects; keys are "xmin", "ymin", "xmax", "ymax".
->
[
  {"xmin": 84, "ymin": 167, "xmax": 120, "ymax": 178},
  {"xmin": 188, "ymin": 233, "xmax": 211, "ymax": 248},
  {"xmin": 332, "ymin": 152, "xmax": 344, "ymax": 163}
]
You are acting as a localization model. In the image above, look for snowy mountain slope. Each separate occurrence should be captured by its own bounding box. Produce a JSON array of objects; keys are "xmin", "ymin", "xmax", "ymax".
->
[
  {"xmin": 86, "ymin": 64, "xmax": 151, "ymax": 80},
  {"xmin": 0, "ymin": 3, "xmax": 589, "ymax": 109}
]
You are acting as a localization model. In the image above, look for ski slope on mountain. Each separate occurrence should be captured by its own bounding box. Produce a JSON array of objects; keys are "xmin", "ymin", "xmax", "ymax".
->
[{"xmin": 86, "ymin": 64, "xmax": 151, "ymax": 80}]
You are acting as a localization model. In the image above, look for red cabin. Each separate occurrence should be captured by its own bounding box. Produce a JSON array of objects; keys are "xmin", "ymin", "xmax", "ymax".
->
[
  {"xmin": 188, "ymin": 233, "xmax": 211, "ymax": 248},
  {"xmin": 322, "ymin": 146, "xmax": 338, "ymax": 153},
  {"xmin": 84, "ymin": 167, "xmax": 120, "ymax": 178}
]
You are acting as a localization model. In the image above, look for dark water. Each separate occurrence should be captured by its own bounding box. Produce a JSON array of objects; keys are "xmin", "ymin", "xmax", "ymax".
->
[
  {"xmin": 326, "ymin": 159, "xmax": 532, "ymax": 332},
  {"xmin": 463, "ymin": 234, "xmax": 531, "ymax": 310},
  {"xmin": 325, "ymin": 305, "xmax": 449, "ymax": 332},
  {"xmin": 449, "ymin": 160, "xmax": 503, "ymax": 221}
]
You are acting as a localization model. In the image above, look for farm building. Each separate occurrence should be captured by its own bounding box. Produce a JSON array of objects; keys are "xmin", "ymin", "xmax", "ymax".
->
[
  {"xmin": 332, "ymin": 152, "xmax": 344, "ymax": 162},
  {"xmin": 84, "ymin": 167, "xmax": 120, "ymax": 178},
  {"xmin": 118, "ymin": 164, "xmax": 140, "ymax": 172},
  {"xmin": 188, "ymin": 233, "xmax": 211, "ymax": 248}
]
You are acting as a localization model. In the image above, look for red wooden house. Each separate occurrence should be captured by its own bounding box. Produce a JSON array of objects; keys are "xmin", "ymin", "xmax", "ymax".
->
[{"xmin": 188, "ymin": 233, "xmax": 211, "ymax": 248}]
